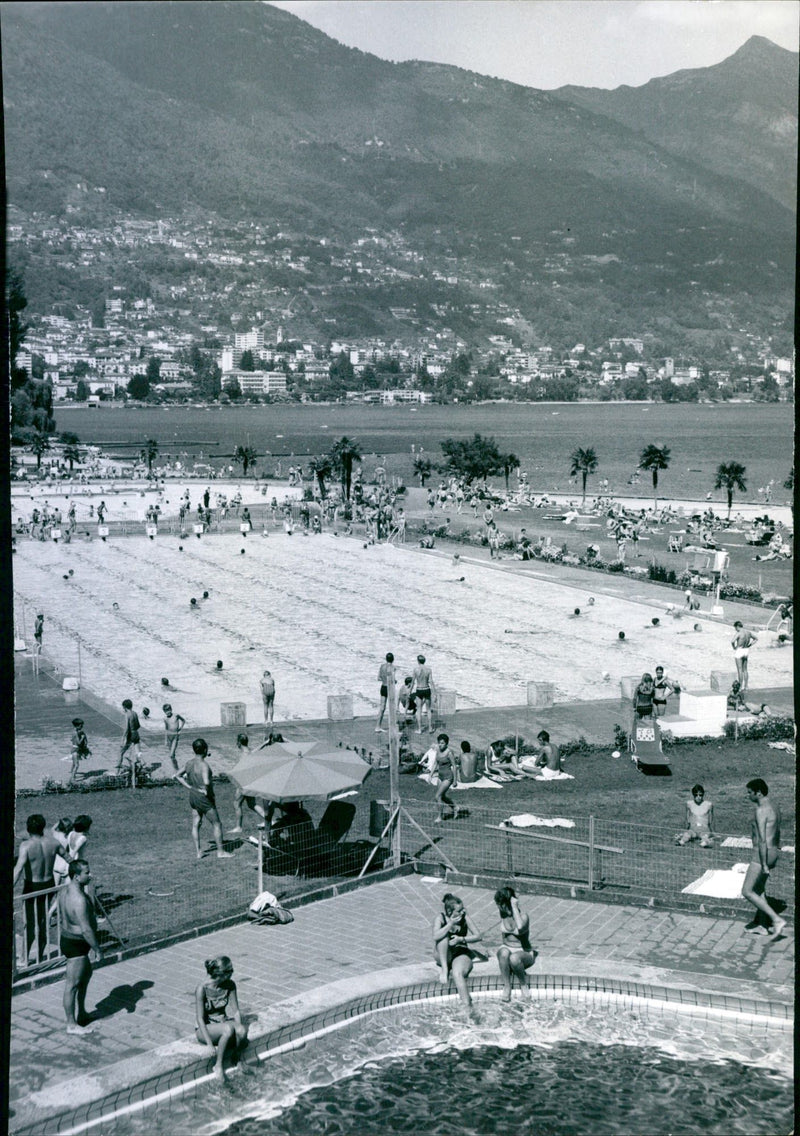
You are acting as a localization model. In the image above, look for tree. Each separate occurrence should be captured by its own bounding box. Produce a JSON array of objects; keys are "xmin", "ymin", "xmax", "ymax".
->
[
  {"xmin": 329, "ymin": 436, "xmax": 362, "ymax": 500},
  {"xmin": 569, "ymin": 447, "xmax": 599, "ymax": 505},
  {"xmin": 233, "ymin": 444, "xmax": 257, "ymax": 477},
  {"xmin": 75, "ymin": 379, "xmax": 90, "ymax": 402},
  {"xmin": 308, "ymin": 454, "xmax": 333, "ymax": 499},
  {"xmin": 714, "ymin": 461, "xmax": 747, "ymax": 519},
  {"xmin": 500, "ymin": 452, "xmax": 520, "ymax": 492},
  {"xmin": 439, "ymin": 433, "xmax": 504, "ymax": 485},
  {"xmin": 146, "ymin": 357, "xmax": 162, "ymax": 384},
  {"xmin": 223, "ymin": 376, "xmax": 242, "ymax": 399},
  {"xmin": 239, "ymin": 350, "xmax": 255, "ymax": 372},
  {"xmin": 30, "ymin": 431, "xmax": 50, "ymax": 470},
  {"xmin": 784, "ymin": 466, "xmax": 794, "ymax": 491},
  {"xmin": 7, "ymin": 267, "xmax": 30, "ymax": 389},
  {"xmin": 127, "ymin": 373, "xmax": 150, "ymax": 400},
  {"xmin": 413, "ymin": 457, "xmax": 433, "ymax": 487},
  {"xmin": 63, "ymin": 443, "xmax": 82, "ymax": 471},
  {"xmin": 141, "ymin": 438, "xmax": 159, "ymax": 474},
  {"xmin": 639, "ymin": 444, "xmax": 671, "ymax": 510}
]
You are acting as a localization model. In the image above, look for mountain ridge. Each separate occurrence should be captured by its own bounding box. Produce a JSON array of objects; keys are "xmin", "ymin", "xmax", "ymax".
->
[{"xmin": 1, "ymin": 2, "xmax": 795, "ymax": 348}]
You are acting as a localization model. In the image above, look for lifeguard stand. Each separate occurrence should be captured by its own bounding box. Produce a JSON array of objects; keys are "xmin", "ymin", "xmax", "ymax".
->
[{"xmin": 686, "ymin": 547, "xmax": 729, "ymax": 616}]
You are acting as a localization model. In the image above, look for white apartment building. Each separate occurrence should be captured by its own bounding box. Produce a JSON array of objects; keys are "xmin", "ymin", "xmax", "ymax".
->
[{"xmin": 225, "ymin": 369, "xmax": 287, "ymax": 395}]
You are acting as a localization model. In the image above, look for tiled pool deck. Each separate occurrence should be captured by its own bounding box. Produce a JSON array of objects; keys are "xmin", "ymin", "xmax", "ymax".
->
[{"xmin": 9, "ymin": 873, "xmax": 794, "ymax": 1134}]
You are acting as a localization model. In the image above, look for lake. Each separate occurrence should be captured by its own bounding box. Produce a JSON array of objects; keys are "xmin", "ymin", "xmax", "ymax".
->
[{"xmin": 56, "ymin": 402, "xmax": 793, "ymax": 503}]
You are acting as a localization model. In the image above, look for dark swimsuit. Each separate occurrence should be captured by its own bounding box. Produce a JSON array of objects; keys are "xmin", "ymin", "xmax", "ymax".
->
[{"xmin": 60, "ymin": 931, "xmax": 91, "ymax": 958}]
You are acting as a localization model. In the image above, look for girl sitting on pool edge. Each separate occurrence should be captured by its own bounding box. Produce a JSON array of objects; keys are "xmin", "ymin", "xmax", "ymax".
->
[
  {"xmin": 433, "ymin": 893, "xmax": 484, "ymax": 1007},
  {"xmin": 195, "ymin": 956, "xmax": 249, "ymax": 1080}
]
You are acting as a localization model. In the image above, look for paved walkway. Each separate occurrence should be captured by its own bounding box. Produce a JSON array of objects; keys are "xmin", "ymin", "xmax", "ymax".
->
[{"xmin": 9, "ymin": 874, "xmax": 794, "ymax": 1132}]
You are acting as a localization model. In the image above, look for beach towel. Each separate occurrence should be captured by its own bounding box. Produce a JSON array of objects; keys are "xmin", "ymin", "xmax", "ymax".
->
[
  {"xmin": 452, "ymin": 776, "xmax": 502, "ymax": 790},
  {"xmin": 504, "ymin": 815, "xmax": 575, "ymax": 829},
  {"xmin": 682, "ymin": 864, "xmax": 748, "ymax": 899},
  {"xmin": 533, "ymin": 768, "xmax": 574, "ymax": 781},
  {"xmin": 720, "ymin": 837, "xmax": 795, "ymax": 853}
]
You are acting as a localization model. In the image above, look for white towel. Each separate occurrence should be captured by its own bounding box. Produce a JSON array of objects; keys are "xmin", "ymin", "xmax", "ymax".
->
[
  {"xmin": 505, "ymin": 814, "xmax": 575, "ymax": 829},
  {"xmin": 453, "ymin": 776, "xmax": 502, "ymax": 790},
  {"xmin": 682, "ymin": 864, "xmax": 748, "ymax": 899},
  {"xmin": 720, "ymin": 836, "xmax": 753, "ymax": 848},
  {"xmin": 533, "ymin": 768, "xmax": 574, "ymax": 781}
]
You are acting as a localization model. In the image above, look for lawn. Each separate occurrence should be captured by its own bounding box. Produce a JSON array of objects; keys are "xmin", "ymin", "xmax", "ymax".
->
[{"xmin": 14, "ymin": 734, "xmax": 795, "ymax": 961}]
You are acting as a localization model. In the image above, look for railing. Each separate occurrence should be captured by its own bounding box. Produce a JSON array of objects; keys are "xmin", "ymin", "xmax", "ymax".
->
[
  {"xmin": 396, "ymin": 801, "xmax": 795, "ymax": 913},
  {"xmin": 13, "ymin": 881, "xmax": 67, "ymax": 978},
  {"xmin": 13, "ymin": 817, "xmax": 393, "ymax": 982}
]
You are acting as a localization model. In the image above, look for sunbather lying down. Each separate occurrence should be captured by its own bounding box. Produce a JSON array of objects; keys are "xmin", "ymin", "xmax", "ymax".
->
[{"xmin": 484, "ymin": 738, "xmax": 532, "ymax": 780}]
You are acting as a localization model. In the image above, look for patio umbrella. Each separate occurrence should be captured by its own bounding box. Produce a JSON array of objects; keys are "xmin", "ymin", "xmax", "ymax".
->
[{"xmin": 231, "ymin": 741, "xmax": 371, "ymax": 803}]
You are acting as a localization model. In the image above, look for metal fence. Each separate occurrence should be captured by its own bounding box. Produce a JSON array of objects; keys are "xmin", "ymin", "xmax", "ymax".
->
[
  {"xmin": 12, "ymin": 814, "xmax": 393, "ymax": 983},
  {"xmin": 395, "ymin": 800, "xmax": 795, "ymax": 915}
]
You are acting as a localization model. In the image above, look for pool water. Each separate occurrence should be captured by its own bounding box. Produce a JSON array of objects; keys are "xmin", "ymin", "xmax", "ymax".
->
[{"xmin": 109, "ymin": 998, "xmax": 793, "ymax": 1136}]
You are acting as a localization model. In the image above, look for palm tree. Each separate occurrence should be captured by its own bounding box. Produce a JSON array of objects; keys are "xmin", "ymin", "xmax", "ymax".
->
[
  {"xmin": 413, "ymin": 456, "xmax": 433, "ymax": 487},
  {"xmin": 30, "ymin": 431, "xmax": 50, "ymax": 470},
  {"xmin": 639, "ymin": 443, "xmax": 671, "ymax": 510},
  {"xmin": 233, "ymin": 444, "xmax": 258, "ymax": 477},
  {"xmin": 141, "ymin": 438, "xmax": 159, "ymax": 475},
  {"xmin": 569, "ymin": 446, "xmax": 599, "ymax": 506},
  {"xmin": 63, "ymin": 443, "xmax": 82, "ymax": 471},
  {"xmin": 329, "ymin": 436, "xmax": 362, "ymax": 500},
  {"xmin": 714, "ymin": 461, "xmax": 747, "ymax": 519},
  {"xmin": 308, "ymin": 454, "xmax": 333, "ymax": 499},
  {"xmin": 500, "ymin": 452, "xmax": 520, "ymax": 493}
]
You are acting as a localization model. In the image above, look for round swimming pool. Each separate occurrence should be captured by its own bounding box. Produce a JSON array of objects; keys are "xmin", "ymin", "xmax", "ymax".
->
[{"xmin": 105, "ymin": 993, "xmax": 792, "ymax": 1136}]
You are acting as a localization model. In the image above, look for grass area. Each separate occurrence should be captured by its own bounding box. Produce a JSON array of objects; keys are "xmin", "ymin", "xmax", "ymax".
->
[{"xmin": 14, "ymin": 735, "xmax": 795, "ymax": 959}]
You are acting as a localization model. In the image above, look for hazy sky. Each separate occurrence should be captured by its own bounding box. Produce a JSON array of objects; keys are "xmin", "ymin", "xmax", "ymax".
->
[{"xmin": 268, "ymin": 1, "xmax": 798, "ymax": 89}]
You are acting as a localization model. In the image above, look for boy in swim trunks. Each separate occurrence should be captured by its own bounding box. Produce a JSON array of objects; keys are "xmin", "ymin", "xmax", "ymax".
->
[
  {"xmin": 741, "ymin": 779, "xmax": 786, "ymax": 937},
  {"xmin": 675, "ymin": 784, "xmax": 714, "ymax": 847},
  {"xmin": 162, "ymin": 704, "xmax": 186, "ymax": 772},
  {"xmin": 260, "ymin": 670, "xmax": 275, "ymax": 727},
  {"xmin": 176, "ymin": 739, "xmax": 234, "ymax": 861}
]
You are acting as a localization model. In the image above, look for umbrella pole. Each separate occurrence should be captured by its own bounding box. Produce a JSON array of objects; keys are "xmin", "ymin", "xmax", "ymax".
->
[
  {"xmin": 387, "ymin": 664, "xmax": 401, "ymax": 868},
  {"xmin": 258, "ymin": 828, "xmax": 263, "ymax": 895}
]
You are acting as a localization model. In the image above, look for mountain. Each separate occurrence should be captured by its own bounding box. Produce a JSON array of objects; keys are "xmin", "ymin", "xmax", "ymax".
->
[
  {"xmin": 556, "ymin": 36, "xmax": 797, "ymax": 211},
  {"xmin": 1, "ymin": 2, "xmax": 796, "ymax": 348}
]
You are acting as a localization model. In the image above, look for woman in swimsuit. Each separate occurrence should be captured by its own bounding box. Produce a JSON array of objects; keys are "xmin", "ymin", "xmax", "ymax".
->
[
  {"xmin": 433, "ymin": 893, "xmax": 483, "ymax": 1007},
  {"xmin": 494, "ymin": 886, "xmax": 536, "ymax": 1000},
  {"xmin": 195, "ymin": 955, "xmax": 248, "ymax": 1080},
  {"xmin": 432, "ymin": 732, "xmax": 457, "ymax": 823}
]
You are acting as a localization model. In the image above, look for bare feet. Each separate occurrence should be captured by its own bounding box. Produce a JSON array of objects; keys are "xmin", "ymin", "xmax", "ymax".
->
[
  {"xmin": 770, "ymin": 917, "xmax": 787, "ymax": 937},
  {"xmin": 67, "ymin": 1024, "xmax": 96, "ymax": 1036},
  {"xmin": 501, "ymin": 987, "xmax": 512, "ymax": 1002},
  {"xmin": 214, "ymin": 1065, "xmax": 225, "ymax": 1081}
]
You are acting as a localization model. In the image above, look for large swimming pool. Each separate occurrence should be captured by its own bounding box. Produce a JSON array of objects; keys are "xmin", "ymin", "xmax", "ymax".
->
[{"xmin": 103, "ymin": 992, "xmax": 792, "ymax": 1136}]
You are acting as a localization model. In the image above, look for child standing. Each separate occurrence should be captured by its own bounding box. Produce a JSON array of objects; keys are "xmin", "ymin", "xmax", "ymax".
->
[
  {"xmin": 676, "ymin": 785, "xmax": 714, "ymax": 847},
  {"xmin": 162, "ymin": 704, "xmax": 186, "ymax": 772},
  {"xmin": 69, "ymin": 718, "xmax": 92, "ymax": 782}
]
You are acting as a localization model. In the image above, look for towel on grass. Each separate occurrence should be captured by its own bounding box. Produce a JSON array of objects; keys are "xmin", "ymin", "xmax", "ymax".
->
[
  {"xmin": 417, "ymin": 772, "xmax": 500, "ymax": 789},
  {"xmin": 721, "ymin": 837, "xmax": 795, "ymax": 853},
  {"xmin": 533, "ymin": 768, "xmax": 574, "ymax": 781},
  {"xmin": 504, "ymin": 815, "xmax": 575, "ymax": 829},
  {"xmin": 682, "ymin": 863, "xmax": 749, "ymax": 898}
]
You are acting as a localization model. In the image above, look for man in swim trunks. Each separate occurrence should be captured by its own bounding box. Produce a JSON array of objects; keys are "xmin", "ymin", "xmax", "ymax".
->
[
  {"xmin": 260, "ymin": 670, "xmax": 275, "ymax": 727},
  {"xmin": 375, "ymin": 652, "xmax": 395, "ymax": 732},
  {"xmin": 412, "ymin": 654, "xmax": 435, "ymax": 734},
  {"xmin": 176, "ymin": 739, "xmax": 234, "ymax": 861},
  {"xmin": 675, "ymin": 784, "xmax": 714, "ymax": 847},
  {"xmin": 741, "ymin": 778, "xmax": 786, "ymax": 937},
  {"xmin": 14, "ymin": 813, "xmax": 60, "ymax": 962},
  {"xmin": 731, "ymin": 621, "xmax": 758, "ymax": 692},
  {"xmin": 57, "ymin": 858, "xmax": 103, "ymax": 1034},
  {"xmin": 532, "ymin": 731, "xmax": 563, "ymax": 776}
]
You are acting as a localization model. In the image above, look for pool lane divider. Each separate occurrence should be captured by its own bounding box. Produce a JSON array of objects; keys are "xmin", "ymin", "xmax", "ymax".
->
[{"xmin": 11, "ymin": 970, "xmax": 793, "ymax": 1136}]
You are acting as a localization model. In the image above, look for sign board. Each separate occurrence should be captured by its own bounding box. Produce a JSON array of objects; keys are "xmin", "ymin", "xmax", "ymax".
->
[
  {"xmin": 51, "ymin": 529, "xmax": 62, "ymax": 540},
  {"xmin": 193, "ymin": 523, "xmax": 204, "ymax": 535},
  {"xmin": 98, "ymin": 525, "xmax": 109, "ymax": 537},
  {"xmin": 146, "ymin": 525, "xmax": 158, "ymax": 537}
]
